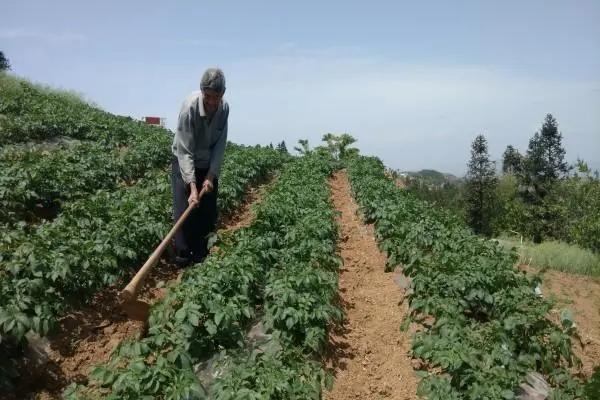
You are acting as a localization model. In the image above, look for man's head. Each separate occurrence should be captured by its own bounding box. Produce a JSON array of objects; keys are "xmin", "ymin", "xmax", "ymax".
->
[{"xmin": 200, "ymin": 68, "xmax": 226, "ymax": 117}]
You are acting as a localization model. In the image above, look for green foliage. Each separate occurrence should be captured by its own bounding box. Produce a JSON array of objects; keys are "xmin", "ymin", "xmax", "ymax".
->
[
  {"xmin": 465, "ymin": 134, "xmax": 497, "ymax": 236},
  {"xmin": 502, "ymin": 145, "xmax": 523, "ymax": 174},
  {"xmin": 516, "ymin": 114, "xmax": 570, "ymax": 243},
  {"xmin": 0, "ymin": 51, "xmax": 10, "ymax": 71},
  {"xmin": 0, "ymin": 145, "xmax": 284, "ymax": 389},
  {"xmin": 585, "ymin": 367, "xmax": 600, "ymax": 400},
  {"xmin": 0, "ymin": 74, "xmax": 179, "ymax": 226},
  {"xmin": 491, "ymin": 174, "xmax": 524, "ymax": 235},
  {"xmin": 406, "ymin": 179, "xmax": 466, "ymax": 222},
  {"xmin": 0, "ymin": 74, "xmax": 154, "ymax": 145},
  {"xmin": 346, "ymin": 155, "xmax": 586, "ymax": 399},
  {"xmin": 549, "ymin": 176, "xmax": 600, "ymax": 254},
  {"xmin": 493, "ymin": 174, "xmax": 600, "ymax": 254},
  {"xmin": 0, "ymin": 135, "xmax": 172, "ymax": 225},
  {"xmin": 293, "ymin": 139, "xmax": 311, "ymax": 155},
  {"xmin": 73, "ymin": 154, "xmax": 340, "ymax": 399},
  {"xmin": 212, "ymin": 347, "xmax": 327, "ymax": 399},
  {"xmin": 276, "ymin": 140, "xmax": 288, "ymax": 154},
  {"xmin": 521, "ymin": 114, "xmax": 569, "ymax": 188},
  {"xmin": 321, "ymin": 132, "xmax": 357, "ymax": 160}
]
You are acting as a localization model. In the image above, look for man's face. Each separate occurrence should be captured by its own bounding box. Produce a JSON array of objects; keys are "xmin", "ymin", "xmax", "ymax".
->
[{"xmin": 202, "ymin": 88, "xmax": 223, "ymax": 116}]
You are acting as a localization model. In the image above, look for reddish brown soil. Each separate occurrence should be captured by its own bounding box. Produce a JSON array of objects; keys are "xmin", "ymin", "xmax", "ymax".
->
[
  {"xmin": 521, "ymin": 265, "xmax": 600, "ymax": 378},
  {"xmin": 324, "ymin": 170, "xmax": 419, "ymax": 400},
  {"xmin": 4, "ymin": 181, "xmax": 270, "ymax": 400}
]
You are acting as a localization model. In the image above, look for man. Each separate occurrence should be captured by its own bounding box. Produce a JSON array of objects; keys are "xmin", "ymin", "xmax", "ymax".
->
[{"xmin": 171, "ymin": 68, "xmax": 228, "ymax": 266}]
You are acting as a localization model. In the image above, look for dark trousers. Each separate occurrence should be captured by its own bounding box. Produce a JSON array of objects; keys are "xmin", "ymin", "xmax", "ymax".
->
[{"xmin": 171, "ymin": 157, "xmax": 219, "ymax": 262}]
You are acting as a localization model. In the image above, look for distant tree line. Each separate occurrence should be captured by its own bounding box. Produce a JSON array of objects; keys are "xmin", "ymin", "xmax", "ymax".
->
[{"xmin": 407, "ymin": 113, "xmax": 600, "ymax": 253}]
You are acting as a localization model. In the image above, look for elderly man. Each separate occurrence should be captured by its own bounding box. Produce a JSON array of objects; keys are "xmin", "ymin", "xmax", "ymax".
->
[{"xmin": 171, "ymin": 68, "xmax": 228, "ymax": 266}]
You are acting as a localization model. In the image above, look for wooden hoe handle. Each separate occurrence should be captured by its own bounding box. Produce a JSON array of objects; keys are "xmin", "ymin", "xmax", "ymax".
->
[{"xmin": 119, "ymin": 188, "xmax": 207, "ymax": 303}]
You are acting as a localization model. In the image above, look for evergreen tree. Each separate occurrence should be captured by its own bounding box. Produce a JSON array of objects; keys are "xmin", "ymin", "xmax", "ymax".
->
[
  {"xmin": 518, "ymin": 114, "xmax": 569, "ymax": 242},
  {"xmin": 466, "ymin": 134, "xmax": 497, "ymax": 236},
  {"xmin": 0, "ymin": 51, "xmax": 10, "ymax": 71},
  {"xmin": 502, "ymin": 145, "xmax": 522, "ymax": 174},
  {"xmin": 276, "ymin": 140, "xmax": 288, "ymax": 154},
  {"xmin": 523, "ymin": 114, "xmax": 568, "ymax": 186},
  {"xmin": 520, "ymin": 114, "xmax": 569, "ymax": 200}
]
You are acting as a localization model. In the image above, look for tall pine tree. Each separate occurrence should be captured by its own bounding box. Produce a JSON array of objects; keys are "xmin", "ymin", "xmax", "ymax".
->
[
  {"xmin": 520, "ymin": 114, "xmax": 569, "ymax": 200},
  {"xmin": 523, "ymin": 114, "xmax": 568, "ymax": 186},
  {"xmin": 466, "ymin": 134, "xmax": 497, "ymax": 236},
  {"xmin": 502, "ymin": 145, "xmax": 522, "ymax": 174},
  {"xmin": 519, "ymin": 114, "xmax": 569, "ymax": 242}
]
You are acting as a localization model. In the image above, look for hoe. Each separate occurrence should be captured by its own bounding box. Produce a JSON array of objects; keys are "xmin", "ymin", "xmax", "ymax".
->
[{"xmin": 119, "ymin": 188, "xmax": 207, "ymax": 321}]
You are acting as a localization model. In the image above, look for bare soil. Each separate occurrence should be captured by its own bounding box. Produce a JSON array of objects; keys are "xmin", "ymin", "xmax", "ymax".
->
[
  {"xmin": 4, "ymin": 181, "xmax": 270, "ymax": 400},
  {"xmin": 521, "ymin": 265, "xmax": 600, "ymax": 378},
  {"xmin": 324, "ymin": 170, "xmax": 419, "ymax": 400}
]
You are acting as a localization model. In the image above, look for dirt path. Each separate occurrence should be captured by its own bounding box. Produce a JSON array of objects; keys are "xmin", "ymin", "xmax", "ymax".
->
[
  {"xmin": 521, "ymin": 265, "xmax": 600, "ymax": 378},
  {"xmin": 324, "ymin": 170, "xmax": 419, "ymax": 400},
  {"xmin": 5, "ymin": 181, "xmax": 271, "ymax": 400}
]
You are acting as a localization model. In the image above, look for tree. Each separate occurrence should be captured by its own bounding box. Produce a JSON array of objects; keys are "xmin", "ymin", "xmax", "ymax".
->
[
  {"xmin": 338, "ymin": 133, "xmax": 357, "ymax": 159},
  {"xmin": 502, "ymin": 145, "xmax": 522, "ymax": 174},
  {"xmin": 320, "ymin": 133, "xmax": 357, "ymax": 160},
  {"xmin": 519, "ymin": 114, "xmax": 569, "ymax": 203},
  {"xmin": 293, "ymin": 139, "xmax": 311, "ymax": 155},
  {"xmin": 518, "ymin": 114, "xmax": 570, "ymax": 242},
  {"xmin": 465, "ymin": 134, "xmax": 497, "ymax": 236},
  {"xmin": 344, "ymin": 147, "xmax": 360, "ymax": 159},
  {"xmin": 276, "ymin": 140, "xmax": 288, "ymax": 154},
  {"xmin": 523, "ymin": 114, "xmax": 569, "ymax": 186},
  {"xmin": 322, "ymin": 133, "xmax": 337, "ymax": 157},
  {"xmin": 0, "ymin": 51, "xmax": 10, "ymax": 71}
]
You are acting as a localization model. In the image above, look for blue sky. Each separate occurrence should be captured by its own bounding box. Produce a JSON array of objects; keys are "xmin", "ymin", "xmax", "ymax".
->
[{"xmin": 2, "ymin": 0, "xmax": 599, "ymax": 174}]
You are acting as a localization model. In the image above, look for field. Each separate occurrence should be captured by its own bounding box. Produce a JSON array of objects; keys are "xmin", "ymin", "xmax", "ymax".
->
[{"xmin": 0, "ymin": 73, "xmax": 598, "ymax": 399}]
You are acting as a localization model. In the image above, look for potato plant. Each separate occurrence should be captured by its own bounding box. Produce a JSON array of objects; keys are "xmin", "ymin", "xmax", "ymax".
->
[
  {"xmin": 70, "ymin": 154, "xmax": 341, "ymax": 399},
  {"xmin": 0, "ymin": 145, "xmax": 284, "ymax": 390},
  {"xmin": 0, "ymin": 74, "xmax": 162, "ymax": 145},
  {"xmin": 345, "ymin": 156, "xmax": 586, "ymax": 399}
]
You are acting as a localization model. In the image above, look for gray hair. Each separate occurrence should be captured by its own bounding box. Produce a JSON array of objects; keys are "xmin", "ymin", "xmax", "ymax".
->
[{"xmin": 200, "ymin": 68, "xmax": 226, "ymax": 94}]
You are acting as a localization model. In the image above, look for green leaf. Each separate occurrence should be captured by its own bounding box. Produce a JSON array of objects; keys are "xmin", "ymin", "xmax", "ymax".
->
[{"xmin": 204, "ymin": 320, "xmax": 217, "ymax": 335}]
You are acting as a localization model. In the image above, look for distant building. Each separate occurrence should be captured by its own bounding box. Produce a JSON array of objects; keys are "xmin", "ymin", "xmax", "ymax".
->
[{"xmin": 143, "ymin": 116, "xmax": 166, "ymax": 128}]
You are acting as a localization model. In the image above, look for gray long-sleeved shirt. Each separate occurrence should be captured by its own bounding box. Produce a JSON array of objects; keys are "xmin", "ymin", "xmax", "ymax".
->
[{"xmin": 171, "ymin": 90, "xmax": 229, "ymax": 184}]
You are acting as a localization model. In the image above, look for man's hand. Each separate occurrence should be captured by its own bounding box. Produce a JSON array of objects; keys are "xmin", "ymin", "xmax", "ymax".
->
[
  {"xmin": 202, "ymin": 174, "xmax": 214, "ymax": 193},
  {"xmin": 188, "ymin": 182, "xmax": 199, "ymax": 206}
]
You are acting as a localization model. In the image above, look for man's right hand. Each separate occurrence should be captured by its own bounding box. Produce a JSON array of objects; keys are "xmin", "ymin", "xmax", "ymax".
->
[{"xmin": 188, "ymin": 182, "xmax": 199, "ymax": 206}]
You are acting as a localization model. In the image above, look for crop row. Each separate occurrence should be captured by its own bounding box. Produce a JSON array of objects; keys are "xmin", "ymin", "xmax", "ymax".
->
[
  {"xmin": 0, "ymin": 130, "xmax": 172, "ymax": 225},
  {"xmin": 0, "ymin": 145, "xmax": 284, "ymax": 389},
  {"xmin": 345, "ymin": 156, "xmax": 586, "ymax": 399},
  {"xmin": 0, "ymin": 145, "xmax": 283, "ymax": 341},
  {"xmin": 0, "ymin": 73, "xmax": 162, "ymax": 145},
  {"xmin": 68, "ymin": 154, "xmax": 341, "ymax": 399}
]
